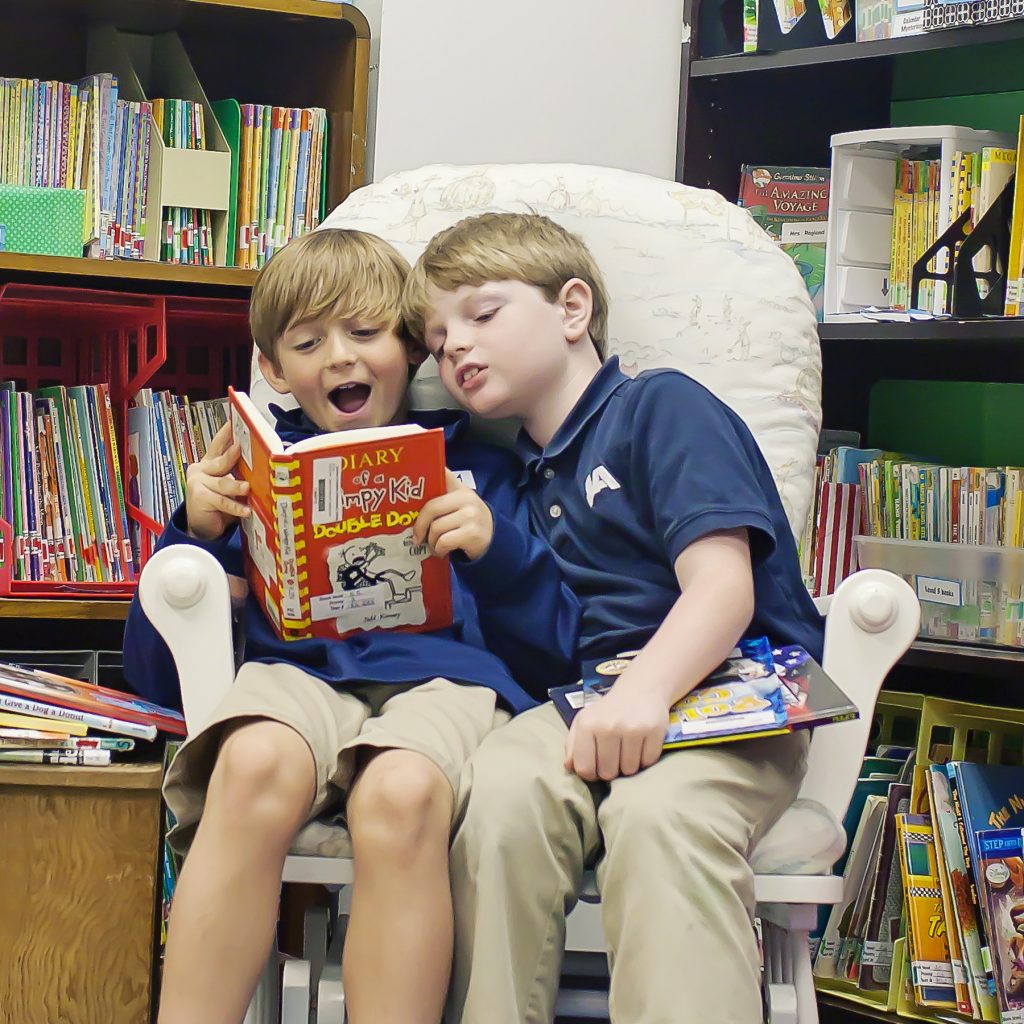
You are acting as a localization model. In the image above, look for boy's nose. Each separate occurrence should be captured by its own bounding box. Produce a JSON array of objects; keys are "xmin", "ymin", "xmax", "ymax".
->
[
  {"xmin": 445, "ymin": 325, "xmax": 474, "ymax": 355},
  {"xmin": 326, "ymin": 334, "xmax": 358, "ymax": 366}
]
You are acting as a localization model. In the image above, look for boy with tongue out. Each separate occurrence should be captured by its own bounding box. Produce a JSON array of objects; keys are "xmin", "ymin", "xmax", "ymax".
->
[{"xmin": 123, "ymin": 228, "xmax": 580, "ymax": 1024}]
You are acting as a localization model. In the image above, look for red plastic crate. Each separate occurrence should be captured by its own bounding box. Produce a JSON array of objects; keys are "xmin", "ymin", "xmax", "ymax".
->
[{"xmin": 0, "ymin": 284, "xmax": 251, "ymax": 599}]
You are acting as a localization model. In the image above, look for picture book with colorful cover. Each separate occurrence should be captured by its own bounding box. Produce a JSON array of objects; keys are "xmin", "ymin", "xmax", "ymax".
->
[
  {"xmin": 928, "ymin": 764, "xmax": 999, "ymax": 1021},
  {"xmin": 737, "ymin": 165, "xmax": 830, "ymax": 320},
  {"xmin": 551, "ymin": 637, "xmax": 796, "ymax": 749},
  {"xmin": 229, "ymin": 389, "xmax": 451, "ymax": 643},
  {"xmin": 895, "ymin": 813, "xmax": 958, "ymax": 1008},
  {"xmin": 0, "ymin": 660, "xmax": 185, "ymax": 740},
  {"xmin": 975, "ymin": 828, "xmax": 1024, "ymax": 1024}
]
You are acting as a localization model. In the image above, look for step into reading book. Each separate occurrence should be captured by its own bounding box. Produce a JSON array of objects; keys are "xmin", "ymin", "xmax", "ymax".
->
[
  {"xmin": 229, "ymin": 389, "xmax": 451, "ymax": 642},
  {"xmin": 548, "ymin": 639, "xmax": 856, "ymax": 749}
]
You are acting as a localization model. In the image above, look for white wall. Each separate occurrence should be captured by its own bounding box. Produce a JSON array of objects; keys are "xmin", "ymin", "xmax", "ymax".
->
[{"xmin": 370, "ymin": 0, "xmax": 683, "ymax": 182}]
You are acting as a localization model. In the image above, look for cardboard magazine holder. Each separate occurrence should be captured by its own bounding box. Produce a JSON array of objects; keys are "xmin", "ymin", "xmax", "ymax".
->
[{"xmin": 86, "ymin": 27, "xmax": 232, "ymax": 266}]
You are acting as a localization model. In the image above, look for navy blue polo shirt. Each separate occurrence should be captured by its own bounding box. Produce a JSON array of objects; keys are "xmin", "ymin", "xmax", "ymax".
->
[{"xmin": 516, "ymin": 357, "xmax": 824, "ymax": 664}]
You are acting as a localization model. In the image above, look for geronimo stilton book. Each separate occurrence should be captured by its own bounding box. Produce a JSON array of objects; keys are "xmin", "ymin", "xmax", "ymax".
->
[{"xmin": 229, "ymin": 388, "xmax": 451, "ymax": 642}]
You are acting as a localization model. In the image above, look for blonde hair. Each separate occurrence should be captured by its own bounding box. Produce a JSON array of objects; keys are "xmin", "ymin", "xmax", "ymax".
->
[
  {"xmin": 402, "ymin": 213, "xmax": 609, "ymax": 358},
  {"xmin": 250, "ymin": 229, "xmax": 415, "ymax": 362}
]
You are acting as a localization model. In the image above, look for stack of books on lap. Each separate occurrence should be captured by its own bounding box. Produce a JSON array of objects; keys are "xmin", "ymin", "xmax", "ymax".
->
[
  {"xmin": 549, "ymin": 636, "xmax": 856, "ymax": 750},
  {"xmin": 0, "ymin": 660, "xmax": 185, "ymax": 766}
]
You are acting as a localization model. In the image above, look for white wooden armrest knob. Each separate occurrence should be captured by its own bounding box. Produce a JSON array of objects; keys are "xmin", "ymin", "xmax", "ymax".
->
[
  {"xmin": 161, "ymin": 557, "xmax": 208, "ymax": 609},
  {"xmin": 850, "ymin": 584, "xmax": 898, "ymax": 633},
  {"xmin": 138, "ymin": 545, "xmax": 237, "ymax": 734}
]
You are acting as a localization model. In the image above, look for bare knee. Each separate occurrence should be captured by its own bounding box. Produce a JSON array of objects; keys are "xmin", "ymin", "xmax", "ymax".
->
[
  {"xmin": 348, "ymin": 751, "xmax": 451, "ymax": 861},
  {"xmin": 207, "ymin": 720, "xmax": 316, "ymax": 837}
]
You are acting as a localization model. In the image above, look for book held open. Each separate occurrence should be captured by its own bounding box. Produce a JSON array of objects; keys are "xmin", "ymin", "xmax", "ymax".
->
[{"xmin": 229, "ymin": 389, "xmax": 452, "ymax": 642}]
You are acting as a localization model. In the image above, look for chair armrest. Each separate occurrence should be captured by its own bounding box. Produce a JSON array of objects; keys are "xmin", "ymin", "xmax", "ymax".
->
[
  {"xmin": 797, "ymin": 569, "xmax": 920, "ymax": 823},
  {"xmin": 138, "ymin": 546, "xmax": 236, "ymax": 735}
]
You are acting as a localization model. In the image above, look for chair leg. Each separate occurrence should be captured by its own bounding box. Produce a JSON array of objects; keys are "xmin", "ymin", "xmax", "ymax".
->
[
  {"xmin": 244, "ymin": 937, "xmax": 282, "ymax": 1024},
  {"xmin": 762, "ymin": 919, "xmax": 798, "ymax": 1024},
  {"xmin": 281, "ymin": 959, "xmax": 312, "ymax": 1024},
  {"xmin": 788, "ymin": 926, "xmax": 818, "ymax": 1024}
]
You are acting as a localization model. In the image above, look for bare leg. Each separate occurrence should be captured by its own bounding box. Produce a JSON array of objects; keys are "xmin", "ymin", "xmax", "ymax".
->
[
  {"xmin": 344, "ymin": 748, "xmax": 454, "ymax": 1024},
  {"xmin": 158, "ymin": 719, "xmax": 316, "ymax": 1024}
]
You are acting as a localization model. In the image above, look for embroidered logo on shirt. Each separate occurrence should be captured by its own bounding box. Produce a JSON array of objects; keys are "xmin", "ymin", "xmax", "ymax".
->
[
  {"xmin": 452, "ymin": 469, "xmax": 477, "ymax": 490},
  {"xmin": 584, "ymin": 466, "xmax": 621, "ymax": 508}
]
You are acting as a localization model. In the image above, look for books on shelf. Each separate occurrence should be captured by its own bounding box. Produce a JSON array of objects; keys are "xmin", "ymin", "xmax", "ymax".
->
[
  {"xmin": 1005, "ymin": 116, "xmax": 1024, "ymax": 317},
  {"xmin": 737, "ymin": 165, "xmax": 830, "ymax": 320},
  {"xmin": 549, "ymin": 638, "xmax": 857, "ymax": 750},
  {"xmin": 0, "ymin": 73, "xmax": 152, "ymax": 260},
  {"xmin": 127, "ymin": 389, "xmax": 228, "ymax": 535},
  {"xmin": 152, "ymin": 98, "xmax": 213, "ymax": 267},
  {"xmin": 228, "ymin": 389, "xmax": 451, "ymax": 642},
  {"xmin": 0, "ymin": 382, "xmax": 134, "ymax": 584},
  {"xmin": 813, "ymin": 753, "xmax": 1024, "ymax": 1021},
  {"xmin": 228, "ymin": 104, "xmax": 328, "ymax": 270},
  {"xmin": 0, "ymin": 658, "xmax": 182, "ymax": 770}
]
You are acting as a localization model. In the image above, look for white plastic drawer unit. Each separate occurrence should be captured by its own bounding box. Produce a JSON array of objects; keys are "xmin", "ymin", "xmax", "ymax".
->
[{"xmin": 823, "ymin": 125, "xmax": 1016, "ymax": 319}]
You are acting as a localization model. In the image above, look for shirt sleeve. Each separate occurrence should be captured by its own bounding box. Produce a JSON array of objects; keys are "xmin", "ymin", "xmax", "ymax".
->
[
  {"xmin": 627, "ymin": 372, "xmax": 779, "ymax": 566},
  {"xmin": 122, "ymin": 504, "xmax": 242, "ymax": 709}
]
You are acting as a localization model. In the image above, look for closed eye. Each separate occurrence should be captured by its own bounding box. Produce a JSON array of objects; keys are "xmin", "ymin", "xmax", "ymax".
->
[
  {"xmin": 294, "ymin": 337, "xmax": 321, "ymax": 352},
  {"xmin": 350, "ymin": 327, "xmax": 381, "ymax": 340},
  {"xmin": 475, "ymin": 309, "xmax": 498, "ymax": 324}
]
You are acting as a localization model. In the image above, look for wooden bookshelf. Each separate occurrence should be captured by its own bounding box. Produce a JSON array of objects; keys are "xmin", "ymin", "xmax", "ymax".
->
[
  {"xmin": 0, "ymin": 598, "xmax": 131, "ymax": 621},
  {"xmin": 691, "ymin": 19, "xmax": 1024, "ymax": 76},
  {"xmin": 0, "ymin": 252, "xmax": 257, "ymax": 289}
]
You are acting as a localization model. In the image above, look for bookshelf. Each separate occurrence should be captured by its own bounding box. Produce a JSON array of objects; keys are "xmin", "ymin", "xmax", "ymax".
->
[
  {"xmin": 679, "ymin": 10, "xmax": 1024, "ymax": 1023},
  {"xmin": 0, "ymin": 0, "xmax": 372, "ymax": 614}
]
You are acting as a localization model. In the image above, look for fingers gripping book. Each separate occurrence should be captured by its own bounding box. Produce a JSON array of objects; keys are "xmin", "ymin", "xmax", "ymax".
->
[{"xmin": 229, "ymin": 389, "xmax": 451, "ymax": 641}]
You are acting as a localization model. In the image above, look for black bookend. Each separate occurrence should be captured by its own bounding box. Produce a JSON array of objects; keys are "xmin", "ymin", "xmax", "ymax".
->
[
  {"xmin": 952, "ymin": 174, "xmax": 1016, "ymax": 319},
  {"xmin": 911, "ymin": 208, "xmax": 972, "ymax": 314}
]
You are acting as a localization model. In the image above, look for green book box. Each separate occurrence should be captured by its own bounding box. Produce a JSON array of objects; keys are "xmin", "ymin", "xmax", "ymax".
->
[
  {"xmin": 0, "ymin": 185, "xmax": 86, "ymax": 258},
  {"xmin": 868, "ymin": 380, "xmax": 1024, "ymax": 467}
]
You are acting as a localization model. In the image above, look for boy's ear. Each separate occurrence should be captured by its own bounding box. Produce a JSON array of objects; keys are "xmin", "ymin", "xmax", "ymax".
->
[
  {"xmin": 257, "ymin": 349, "xmax": 292, "ymax": 395},
  {"xmin": 559, "ymin": 278, "xmax": 594, "ymax": 344}
]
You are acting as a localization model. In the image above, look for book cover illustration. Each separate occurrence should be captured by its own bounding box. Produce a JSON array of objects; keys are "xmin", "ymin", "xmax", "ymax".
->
[
  {"xmin": 548, "ymin": 637, "xmax": 792, "ymax": 749},
  {"xmin": 771, "ymin": 644, "xmax": 859, "ymax": 729},
  {"xmin": 928, "ymin": 765, "xmax": 999, "ymax": 1020},
  {"xmin": 737, "ymin": 165, "xmax": 830, "ymax": 320},
  {"xmin": 0, "ymin": 659, "xmax": 185, "ymax": 736},
  {"xmin": 229, "ymin": 389, "xmax": 451, "ymax": 642},
  {"xmin": 976, "ymin": 828, "xmax": 1024, "ymax": 1024},
  {"xmin": 895, "ymin": 813, "xmax": 958, "ymax": 1008}
]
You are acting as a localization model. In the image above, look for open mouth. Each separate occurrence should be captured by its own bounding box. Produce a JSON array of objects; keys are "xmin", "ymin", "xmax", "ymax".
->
[
  {"xmin": 329, "ymin": 382, "xmax": 371, "ymax": 415},
  {"xmin": 458, "ymin": 365, "xmax": 486, "ymax": 388}
]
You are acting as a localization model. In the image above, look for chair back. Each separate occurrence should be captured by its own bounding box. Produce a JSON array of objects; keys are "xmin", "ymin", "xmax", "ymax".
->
[{"xmin": 251, "ymin": 162, "xmax": 822, "ymax": 535}]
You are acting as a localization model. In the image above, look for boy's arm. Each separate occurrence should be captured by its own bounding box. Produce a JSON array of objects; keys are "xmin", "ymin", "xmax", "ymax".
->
[
  {"xmin": 565, "ymin": 527, "xmax": 753, "ymax": 782},
  {"xmin": 123, "ymin": 505, "xmax": 243, "ymax": 709}
]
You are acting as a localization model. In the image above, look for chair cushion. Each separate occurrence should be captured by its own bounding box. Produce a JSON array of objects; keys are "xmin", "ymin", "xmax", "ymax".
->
[
  {"xmin": 750, "ymin": 798, "xmax": 846, "ymax": 876},
  {"xmin": 289, "ymin": 815, "xmax": 353, "ymax": 860},
  {"xmin": 251, "ymin": 162, "xmax": 821, "ymax": 534}
]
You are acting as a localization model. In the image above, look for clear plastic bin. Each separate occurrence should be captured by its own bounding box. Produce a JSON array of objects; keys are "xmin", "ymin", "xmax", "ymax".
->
[{"xmin": 855, "ymin": 535, "xmax": 1024, "ymax": 648}]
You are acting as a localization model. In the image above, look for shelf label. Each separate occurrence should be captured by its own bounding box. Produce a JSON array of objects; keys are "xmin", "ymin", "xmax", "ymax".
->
[
  {"xmin": 916, "ymin": 574, "xmax": 963, "ymax": 607},
  {"xmin": 862, "ymin": 941, "xmax": 893, "ymax": 967}
]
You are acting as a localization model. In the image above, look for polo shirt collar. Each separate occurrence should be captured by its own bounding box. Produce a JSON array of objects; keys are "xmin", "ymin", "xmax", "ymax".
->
[{"xmin": 516, "ymin": 356, "xmax": 628, "ymax": 471}]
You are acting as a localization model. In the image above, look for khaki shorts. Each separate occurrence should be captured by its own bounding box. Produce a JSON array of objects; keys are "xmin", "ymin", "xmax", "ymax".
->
[{"xmin": 163, "ymin": 661, "xmax": 508, "ymax": 853}]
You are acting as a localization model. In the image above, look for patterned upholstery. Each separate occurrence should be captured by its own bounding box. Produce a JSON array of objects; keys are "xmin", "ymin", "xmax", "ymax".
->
[{"xmin": 251, "ymin": 162, "xmax": 822, "ymax": 535}]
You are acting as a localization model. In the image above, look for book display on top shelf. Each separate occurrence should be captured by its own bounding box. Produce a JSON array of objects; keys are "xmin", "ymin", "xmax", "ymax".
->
[{"xmin": 822, "ymin": 125, "xmax": 1018, "ymax": 321}]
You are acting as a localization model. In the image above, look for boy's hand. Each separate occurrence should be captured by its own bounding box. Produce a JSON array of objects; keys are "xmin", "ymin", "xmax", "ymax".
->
[
  {"xmin": 413, "ymin": 469, "xmax": 493, "ymax": 561},
  {"xmin": 565, "ymin": 671, "xmax": 669, "ymax": 782},
  {"xmin": 185, "ymin": 422, "xmax": 250, "ymax": 542}
]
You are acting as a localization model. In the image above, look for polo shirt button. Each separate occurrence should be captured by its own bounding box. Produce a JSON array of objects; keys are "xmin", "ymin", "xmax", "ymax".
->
[
  {"xmin": 543, "ymin": 468, "xmax": 555, "ymax": 480},
  {"xmin": 549, "ymin": 504, "xmax": 562, "ymax": 519}
]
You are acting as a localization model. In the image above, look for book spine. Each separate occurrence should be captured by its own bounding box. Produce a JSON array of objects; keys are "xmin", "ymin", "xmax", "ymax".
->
[
  {"xmin": 0, "ymin": 748, "xmax": 111, "ymax": 766},
  {"xmin": 270, "ymin": 455, "xmax": 310, "ymax": 639},
  {"xmin": 0, "ymin": 691, "xmax": 157, "ymax": 740}
]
